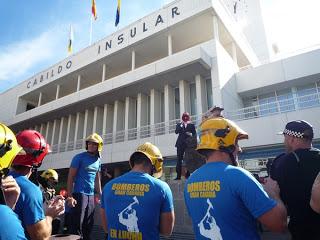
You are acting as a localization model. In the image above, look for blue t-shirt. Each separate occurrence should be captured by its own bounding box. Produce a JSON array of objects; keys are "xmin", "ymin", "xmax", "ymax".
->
[
  {"xmin": 9, "ymin": 171, "xmax": 45, "ymax": 234},
  {"xmin": 101, "ymin": 171, "xmax": 174, "ymax": 240},
  {"xmin": 0, "ymin": 205, "xmax": 26, "ymax": 240},
  {"xmin": 184, "ymin": 162, "xmax": 276, "ymax": 240},
  {"xmin": 70, "ymin": 151, "xmax": 101, "ymax": 195}
]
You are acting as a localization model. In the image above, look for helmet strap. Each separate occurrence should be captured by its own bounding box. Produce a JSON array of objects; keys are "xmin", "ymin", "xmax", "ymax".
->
[
  {"xmin": 150, "ymin": 165, "xmax": 156, "ymax": 177},
  {"xmin": 0, "ymin": 178, "xmax": 6, "ymax": 205}
]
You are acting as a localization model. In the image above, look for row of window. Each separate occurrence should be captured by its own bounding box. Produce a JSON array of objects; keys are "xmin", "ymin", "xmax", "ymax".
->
[{"xmin": 241, "ymin": 82, "xmax": 320, "ymax": 118}]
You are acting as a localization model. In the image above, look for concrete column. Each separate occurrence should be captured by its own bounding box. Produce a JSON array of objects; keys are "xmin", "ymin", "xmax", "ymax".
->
[
  {"xmin": 164, "ymin": 84, "xmax": 175, "ymax": 133},
  {"xmin": 124, "ymin": 97, "xmax": 137, "ymax": 141},
  {"xmin": 210, "ymin": 62, "xmax": 223, "ymax": 107},
  {"xmin": 168, "ymin": 34, "xmax": 173, "ymax": 56},
  {"xmin": 102, "ymin": 104, "xmax": 114, "ymax": 136},
  {"xmin": 137, "ymin": 93, "xmax": 148, "ymax": 138},
  {"xmin": 83, "ymin": 109, "xmax": 89, "ymax": 147},
  {"xmin": 56, "ymin": 85, "xmax": 60, "ymax": 100},
  {"xmin": 231, "ymin": 42, "xmax": 237, "ymax": 65},
  {"xmin": 74, "ymin": 112, "xmax": 80, "ymax": 148},
  {"xmin": 102, "ymin": 64, "xmax": 106, "ymax": 82},
  {"xmin": 45, "ymin": 122, "xmax": 50, "ymax": 140},
  {"xmin": 113, "ymin": 101, "xmax": 119, "ymax": 142},
  {"xmin": 38, "ymin": 92, "xmax": 42, "ymax": 107},
  {"xmin": 51, "ymin": 119, "xmax": 57, "ymax": 146},
  {"xmin": 150, "ymin": 89, "xmax": 161, "ymax": 125},
  {"xmin": 40, "ymin": 123, "xmax": 45, "ymax": 135},
  {"xmin": 213, "ymin": 15, "xmax": 219, "ymax": 41},
  {"xmin": 66, "ymin": 114, "xmax": 72, "ymax": 144},
  {"xmin": 93, "ymin": 106, "xmax": 98, "ymax": 133},
  {"xmin": 179, "ymin": 80, "xmax": 191, "ymax": 115},
  {"xmin": 77, "ymin": 75, "xmax": 81, "ymax": 91},
  {"xmin": 58, "ymin": 117, "xmax": 64, "ymax": 146},
  {"xmin": 102, "ymin": 104, "xmax": 108, "ymax": 135},
  {"xmin": 131, "ymin": 50, "xmax": 136, "ymax": 71},
  {"xmin": 195, "ymin": 74, "xmax": 207, "ymax": 116}
]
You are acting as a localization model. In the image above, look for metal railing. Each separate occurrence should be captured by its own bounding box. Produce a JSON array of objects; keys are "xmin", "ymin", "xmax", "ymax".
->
[
  {"xmin": 226, "ymin": 92, "xmax": 320, "ymax": 121},
  {"xmin": 50, "ymin": 92, "xmax": 320, "ymax": 154}
]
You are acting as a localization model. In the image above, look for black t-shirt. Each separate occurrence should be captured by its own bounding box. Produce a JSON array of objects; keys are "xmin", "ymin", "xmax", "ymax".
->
[{"xmin": 276, "ymin": 148, "xmax": 320, "ymax": 240}]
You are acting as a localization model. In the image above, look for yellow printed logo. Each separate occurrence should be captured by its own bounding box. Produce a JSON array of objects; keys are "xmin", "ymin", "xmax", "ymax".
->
[
  {"xmin": 110, "ymin": 228, "xmax": 142, "ymax": 240},
  {"xmin": 187, "ymin": 181, "xmax": 220, "ymax": 198},
  {"xmin": 112, "ymin": 183, "xmax": 150, "ymax": 196}
]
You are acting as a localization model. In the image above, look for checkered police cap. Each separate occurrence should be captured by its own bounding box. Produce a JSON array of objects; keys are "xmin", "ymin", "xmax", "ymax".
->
[{"xmin": 278, "ymin": 120, "xmax": 314, "ymax": 139}]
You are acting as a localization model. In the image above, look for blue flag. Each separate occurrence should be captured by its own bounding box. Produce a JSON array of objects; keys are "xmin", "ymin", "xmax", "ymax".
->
[{"xmin": 115, "ymin": 0, "xmax": 121, "ymax": 26}]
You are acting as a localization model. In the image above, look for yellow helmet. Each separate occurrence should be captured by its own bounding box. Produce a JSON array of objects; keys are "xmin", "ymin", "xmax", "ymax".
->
[
  {"xmin": 86, "ymin": 133, "xmax": 103, "ymax": 151},
  {"xmin": 41, "ymin": 168, "xmax": 58, "ymax": 182},
  {"xmin": 197, "ymin": 117, "xmax": 248, "ymax": 153},
  {"xmin": 0, "ymin": 123, "xmax": 23, "ymax": 175},
  {"xmin": 130, "ymin": 142, "xmax": 164, "ymax": 178}
]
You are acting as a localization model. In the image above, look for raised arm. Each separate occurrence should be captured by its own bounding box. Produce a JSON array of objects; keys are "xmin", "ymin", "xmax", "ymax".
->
[{"xmin": 260, "ymin": 177, "xmax": 287, "ymax": 232}]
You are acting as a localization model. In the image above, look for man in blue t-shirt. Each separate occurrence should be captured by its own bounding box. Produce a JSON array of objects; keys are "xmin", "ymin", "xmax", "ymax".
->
[
  {"xmin": 100, "ymin": 142, "xmax": 175, "ymax": 240},
  {"xmin": 10, "ymin": 130, "xmax": 65, "ymax": 240},
  {"xmin": 67, "ymin": 133, "xmax": 103, "ymax": 239},
  {"xmin": 184, "ymin": 118, "xmax": 287, "ymax": 239}
]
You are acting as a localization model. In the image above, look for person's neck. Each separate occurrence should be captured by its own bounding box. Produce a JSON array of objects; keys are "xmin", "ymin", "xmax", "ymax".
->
[
  {"xmin": 131, "ymin": 165, "xmax": 151, "ymax": 175},
  {"xmin": 206, "ymin": 151, "xmax": 232, "ymax": 165},
  {"xmin": 87, "ymin": 151, "xmax": 98, "ymax": 155}
]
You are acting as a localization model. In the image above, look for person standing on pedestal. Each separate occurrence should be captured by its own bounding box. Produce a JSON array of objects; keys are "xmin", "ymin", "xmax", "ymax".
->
[{"xmin": 174, "ymin": 112, "xmax": 196, "ymax": 180}]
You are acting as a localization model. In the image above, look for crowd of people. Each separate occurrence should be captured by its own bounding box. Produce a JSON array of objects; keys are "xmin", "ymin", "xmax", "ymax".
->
[{"xmin": 1, "ymin": 104, "xmax": 320, "ymax": 240}]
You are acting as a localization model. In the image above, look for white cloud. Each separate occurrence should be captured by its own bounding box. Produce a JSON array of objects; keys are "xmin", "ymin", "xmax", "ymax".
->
[{"xmin": 0, "ymin": 28, "xmax": 64, "ymax": 85}]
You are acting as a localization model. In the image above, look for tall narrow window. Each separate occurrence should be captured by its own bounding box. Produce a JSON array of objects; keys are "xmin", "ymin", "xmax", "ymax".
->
[
  {"xmin": 174, "ymin": 88, "xmax": 180, "ymax": 119},
  {"xmin": 206, "ymin": 78, "xmax": 213, "ymax": 109},
  {"xmin": 189, "ymin": 83, "xmax": 197, "ymax": 116}
]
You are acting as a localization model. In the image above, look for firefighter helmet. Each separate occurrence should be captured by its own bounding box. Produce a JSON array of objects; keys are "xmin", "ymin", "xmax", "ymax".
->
[
  {"xmin": 13, "ymin": 130, "xmax": 50, "ymax": 168},
  {"xmin": 129, "ymin": 142, "xmax": 163, "ymax": 178},
  {"xmin": 0, "ymin": 123, "xmax": 23, "ymax": 174},
  {"xmin": 197, "ymin": 117, "xmax": 248, "ymax": 154},
  {"xmin": 41, "ymin": 168, "xmax": 58, "ymax": 182},
  {"xmin": 86, "ymin": 133, "xmax": 103, "ymax": 152}
]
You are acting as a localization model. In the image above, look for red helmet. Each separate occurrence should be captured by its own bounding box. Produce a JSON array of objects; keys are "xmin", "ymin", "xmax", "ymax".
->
[
  {"xmin": 182, "ymin": 112, "xmax": 190, "ymax": 122},
  {"xmin": 12, "ymin": 130, "xmax": 50, "ymax": 168}
]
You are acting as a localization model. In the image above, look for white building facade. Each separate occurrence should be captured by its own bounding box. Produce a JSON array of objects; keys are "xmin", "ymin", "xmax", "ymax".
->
[{"xmin": 1, "ymin": 0, "xmax": 320, "ymax": 176}]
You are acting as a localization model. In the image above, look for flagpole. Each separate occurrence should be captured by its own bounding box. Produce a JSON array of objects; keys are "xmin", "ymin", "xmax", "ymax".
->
[{"xmin": 89, "ymin": 15, "xmax": 93, "ymax": 46}]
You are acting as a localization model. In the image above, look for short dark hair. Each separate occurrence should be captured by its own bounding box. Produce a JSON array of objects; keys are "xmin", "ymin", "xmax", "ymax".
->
[
  {"xmin": 130, "ymin": 152, "xmax": 151, "ymax": 168},
  {"xmin": 197, "ymin": 149, "xmax": 214, "ymax": 159}
]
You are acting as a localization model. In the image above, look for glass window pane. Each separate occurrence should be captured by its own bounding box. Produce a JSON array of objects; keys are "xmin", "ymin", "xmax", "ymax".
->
[
  {"xmin": 277, "ymin": 88, "xmax": 295, "ymax": 112},
  {"xmin": 296, "ymin": 83, "xmax": 319, "ymax": 108},
  {"xmin": 258, "ymin": 93, "xmax": 277, "ymax": 116}
]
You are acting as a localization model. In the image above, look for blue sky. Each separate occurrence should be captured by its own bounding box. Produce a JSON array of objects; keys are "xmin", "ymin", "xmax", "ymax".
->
[{"xmin": 0, "ymin": 0, "xmax": 319, "ymax": 93}]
